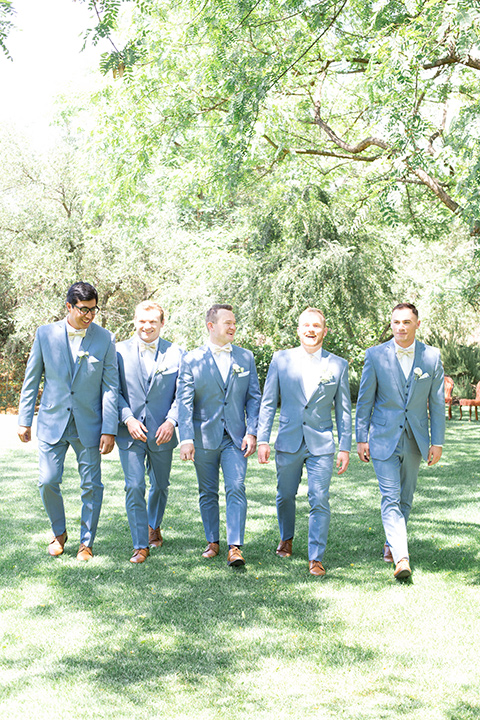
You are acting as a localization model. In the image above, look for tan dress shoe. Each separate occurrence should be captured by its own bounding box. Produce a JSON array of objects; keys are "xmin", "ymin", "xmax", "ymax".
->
[
  {"xmin": 227, "ymin": 546, "xmax": 245, "ymax": 567},
  {"xmin": 148, "ymin": 526, "xmax": 163, "ymax": 548},
  {"xmin": 394, "ymin": 557, "xmax": 411, "ymax": 579},
  {"xmin": 276, "ymin": 539, "xmax": 292, "ymax": 557},
  {"xmin": 202, "ymin": 542, "xmax": 219, "ymax": 558},
  {"xmin": 48, "ymin": 531, "xmax": 67, "ymax": 557},
  {"xmin": 383, "ymin": 543, "xmax": 394, "ymax": 563},
  {"xmin": 130, "ymin": 548, "xmax": 150, "ymax": 564},
  {"xmin": 77, "ymin": 544, "xmax": 93, "ymax": 561},
  {"xmin": 309, "ymin": 560, "xmax": 326, "ymax": 577}
]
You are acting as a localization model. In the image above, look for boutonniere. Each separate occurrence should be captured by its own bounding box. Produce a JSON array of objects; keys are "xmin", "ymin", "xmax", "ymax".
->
[
  {"xmin": 155, "ymin": 364, "xmax": 168, "ymax": 375},
  {"xmin": 77, "ymin": 350, "xmax": 89, "ymax": 363},
  {"xmin": 319, "ymin": 371, "xmax": 334, "ymax": 384},
  {"xmin": 414, "ymin": 367, "xmax": 430, "ymax": 380},
  {"xmin": 232, "ymin": 363, "xmax": 245, "ymax": 374}
]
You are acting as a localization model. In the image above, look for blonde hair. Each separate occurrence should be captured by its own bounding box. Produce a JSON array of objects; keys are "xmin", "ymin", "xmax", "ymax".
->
[{"xmin": 134, "ymin": 301, "xmax": 165, "ymax": 323}]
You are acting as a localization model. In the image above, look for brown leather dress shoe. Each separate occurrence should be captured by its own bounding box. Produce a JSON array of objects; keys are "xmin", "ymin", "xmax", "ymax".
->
[
  {"xmin": 130, "ymin": 548, "xmax": 150, "ymax": 564},
  {"xmin": 202, "ymin": 542, "xmax": 219, "ymax": 558},
  {"xmin": 309, "ymin": 560, "xmax": 326, "ymax": 577},
  {"xmin": 148, "ymin": 526, "xmax": 163, "ymax": 548},
  {"xmin": 227, "ymin": 546, "xmax": 245, "ymax": 567},
  {"xmin": 276, "ymin": 539, "xmax": 293, "ymax": 557},
  {"xmin": 48, "ymin": 531, "xmax": 67, "ymax": 557},
  {"xmin": 383, "ymin": 543, "xmax": 394, "ymax": 563},
  {"xmin": 77, "ymin": 544, "xmax": 93, "ymax": 561},
  {"xmin": 394, "ymin": 557, "xmax": 411, "ymax": 579}
]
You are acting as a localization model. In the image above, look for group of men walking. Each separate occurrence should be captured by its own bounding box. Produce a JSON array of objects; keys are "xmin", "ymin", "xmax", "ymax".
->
[{"xmin": 17, "ymin": 281, "xmax": 445, "ymax": 580}]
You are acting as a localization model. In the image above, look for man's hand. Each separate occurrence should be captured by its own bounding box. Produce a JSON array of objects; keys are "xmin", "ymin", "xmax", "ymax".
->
[
  {"xmin": 257, "ymin": 444, "xmax": 271, "ymax": 464},
  {"xmin": 180, "ymin": 442, "xmax": 195, "ymax": 461},
  {"xmin": 155, "ymin": 420, "xmax": 175, "ymax": 445},
  {"xmin": 242, "ymin": 433, "xmax": 257, "ymax": 458},
  {"xmin": 18, "ymin": 425, "xmax": 31, "ymax": 443},
  {"xmin": 336, "ymin": 451, "xmax": 350, "ymax": 475},
  {"xmin": 357, "ymin": 442, "xmax": 370, "ymax": 463},
  {"xmin": 99, "ymin": 434, "xmax": 115, "ymax": 455},
  {"xmin": 427, "ymin": 445, "xmax": 442, "ymax": 466},
  {"xmin": 126, "ymin": 417, "xmax": 148, "ymax": 442}
]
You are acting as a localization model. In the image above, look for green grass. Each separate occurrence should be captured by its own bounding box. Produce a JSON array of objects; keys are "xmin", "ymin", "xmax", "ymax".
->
[{"xmin": 1, "ymin": 415, "xmax": 480, "ymax": 719}]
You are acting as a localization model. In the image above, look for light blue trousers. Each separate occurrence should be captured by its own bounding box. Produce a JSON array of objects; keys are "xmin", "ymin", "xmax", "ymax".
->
[
  {"xmin": 193, "ymin": 433, "xmax": 247, "ymax": 546},
  {"xmin": 372, "ymin": 431, "xmax": 422, "ymax": 564},
  {"xmin": 37, "ymin": 416, "xmax": 103, "ymax": 547},
  {"xmin": 276, "ymin": 443, "xmax": 334, "ymax": 562},
  {"xmin": 118, "ymin": 442, "xmax": 172, "ymax": 549}
]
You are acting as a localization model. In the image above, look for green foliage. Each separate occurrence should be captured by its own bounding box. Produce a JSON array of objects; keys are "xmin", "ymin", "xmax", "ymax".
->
[
  {"xmin": 428, "ymin": 333, "xmax": 480, "ymax": 399},
  {"xmin": 0, "ymin": 0, "xmax": 14, "ymax": 58}
]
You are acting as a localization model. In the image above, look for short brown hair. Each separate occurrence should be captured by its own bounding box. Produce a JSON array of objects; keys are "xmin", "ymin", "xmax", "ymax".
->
[
  {"xmin": 205, "ymin": 304, "xmax": 233, "ymax": 326},
  {"xmin": 392, "ymin": 303, "xmax": 418, "ymax": 318}
]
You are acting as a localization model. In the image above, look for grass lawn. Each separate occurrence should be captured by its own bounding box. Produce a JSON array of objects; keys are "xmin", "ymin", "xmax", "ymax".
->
[{"xmin": 1, "ymin": 412, "xmax": 480, "ymax": 720}]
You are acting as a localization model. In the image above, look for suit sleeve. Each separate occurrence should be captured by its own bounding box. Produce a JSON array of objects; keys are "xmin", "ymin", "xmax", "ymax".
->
[
  {"xmin": 245, "ymin": 351, "xmax": 261, "ymax": 437},
  {"xmin": 17, "ymin": 331, "xmax": 44, "ymax": 428},
  {"xmin": 177, "ymin": 356, "xmax": 195, "ymax": 442},
  {"xmin": 101, "ymin": 335, "xmax": 119, "ymax": 436},
  {"xmin": 334, "ymin": 361, "xmax": 352, "ymax": 452},
  {"xmin": 355, "ymin": 348, "xmax": 377, "ymax": 443},
  {"xmin": 116, "ymin": 350, "xmax": 135, "ymax": 425},
  {"xmin": 428, "ymin": 349, "xmax": 445, "ymax": 446},
  {"xmin": 256, "ymin": 354, "xmax": 279, "ymax": 443}
]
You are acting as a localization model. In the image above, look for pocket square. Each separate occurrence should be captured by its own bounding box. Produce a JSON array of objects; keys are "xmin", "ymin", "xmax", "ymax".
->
[
  {"xmin": 419, "ymin": 372, "xmax": 430, "ymax": 380},
  {"xmin": 237, "ymin": 371, "xmax": 250, "ymax": 378}
]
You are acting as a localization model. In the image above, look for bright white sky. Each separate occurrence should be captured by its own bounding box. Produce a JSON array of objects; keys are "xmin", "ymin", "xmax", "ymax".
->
[{"xmin": 0, "ymin": 0, "xmax": 106, "ymax": 147}]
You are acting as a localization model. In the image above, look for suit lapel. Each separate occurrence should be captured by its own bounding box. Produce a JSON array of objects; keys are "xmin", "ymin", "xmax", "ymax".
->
[
  {"xmin": 406, "ymin": 342, "xmax": 424, "ymax": 404},
  {"xmin": 60, "ymin": 320, "xmax": 75, "ymax": 379},
  {"xmin": 206, "ymin": 346, "xmax": 225, "ymax": 391},
  {"xmin": 387, "ymin": 340, "xmax": 407, "ymax": 398},
  {"xmin": 307, "ymin": 348, "xmax": 329, "ymax": 403},
  {"xmin": 147, "ymin": 338, "xmax": 168, "ymax": 394}
]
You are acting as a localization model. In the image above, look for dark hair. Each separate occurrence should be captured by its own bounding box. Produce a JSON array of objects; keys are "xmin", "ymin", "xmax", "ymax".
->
[
  {"xmin": 66, "ymin": 282, "xmax": 98, "ymax": 306},
  {"xmin": 205, "ymin": 303, "xmax": 233, "ymax": 326},
  {"xmin": 392, "ymin": 302, "xmax": 418, "ymax": 318}
]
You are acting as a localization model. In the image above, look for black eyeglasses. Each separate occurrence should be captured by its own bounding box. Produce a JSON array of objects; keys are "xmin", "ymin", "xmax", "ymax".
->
[{"xmin": 74, "ymin": 305, "xmax": 100, "ymax": 316}]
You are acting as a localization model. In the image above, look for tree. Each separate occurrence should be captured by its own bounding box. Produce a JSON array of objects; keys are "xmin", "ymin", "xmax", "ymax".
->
[{"xmin": 79, "ymin": 0, "xmax": 480, "ymax": 228}]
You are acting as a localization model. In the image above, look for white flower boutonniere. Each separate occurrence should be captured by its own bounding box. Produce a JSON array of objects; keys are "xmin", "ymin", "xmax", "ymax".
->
[
  {"xmin": 77, "ymin": 350, "xmax": 89, "ymax": 363},
  {"xmin": 319, "ymin": 371, "xmax": 334, "ymax": 384},
  {"xmin": 232, "ymin": 363, "xmax": 245, "ymax": 374},
  {"xmin": 413, "ymin": 367, "xmax": 423, "ymax": 380},
  {"xmin": 155, "ymin": 365, "xmax": 168, "ymax": 375}
]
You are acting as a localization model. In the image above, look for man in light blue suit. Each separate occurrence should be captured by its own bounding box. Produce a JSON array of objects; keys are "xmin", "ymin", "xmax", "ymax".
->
[
  {"xmin": 177, "ymin": 304, "xmax": 261, "ymax": 567},
  {"xmin": 356, "ymin": 303, "xmax": 445, "ymax": 579},
  {"xmin": 257, "ymin": 307, "xmax": 352, "ymax": 577},
  {"xmin": 116, "ymin": 301, "xmax": 183, "ymax": 564},
  {"xmin": 17, "ymin": 282, "xmax": 118, "ymax": 560}
]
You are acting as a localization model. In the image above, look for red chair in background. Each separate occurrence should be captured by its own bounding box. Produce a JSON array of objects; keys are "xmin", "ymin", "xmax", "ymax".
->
[
  {"xmin": 459, "ymin": 380, "xmax": 480, "ymax": 421},
  {"xmin": 444, "ymin": 376, "xmax": 454, "ymax": 420}
]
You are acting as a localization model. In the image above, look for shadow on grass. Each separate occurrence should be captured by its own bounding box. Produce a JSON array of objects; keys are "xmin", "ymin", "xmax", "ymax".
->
[{"xmin": 1, "ymin": 415, "xmax": 480, "ymax": 716}]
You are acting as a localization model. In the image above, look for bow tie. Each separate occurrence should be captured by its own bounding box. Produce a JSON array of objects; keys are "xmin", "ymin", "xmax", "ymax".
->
[
  {"xmin": 67, "ymin": 329, "xmax": 86, "ymax": 338},
  {"xmin": 396, "ymin": 347, "xmax": 414, "ymax": 358},
  {"xmin": 213, "ymin": 344, "xmax": 232, "ymax": 353},
  {"xmin": 140, "ymin": 342, "xmax": 157, "ymax": 354}
]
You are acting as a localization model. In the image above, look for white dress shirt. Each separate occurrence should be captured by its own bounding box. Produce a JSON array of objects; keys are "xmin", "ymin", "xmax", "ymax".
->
[{"xmin": 394, "ymin": 340, "xmax": 415, "ymax": 379}]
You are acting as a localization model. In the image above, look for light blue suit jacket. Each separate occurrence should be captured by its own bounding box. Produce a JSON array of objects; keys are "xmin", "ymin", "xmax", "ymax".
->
[
  {"xmin": 116, "ymin": 336, "xmax": 183, "ymax": 452},
  {"xmin": 355, "ymin": 339, "xmax": 445, "ymax": 461},
  {"xmin": 257, "ymin": 346, "xmax": 352, "ymax": 455},
  {"xmin": 177, "ymin": 345, "xmax": 261, "ymax": 450},
  {"xmin": 18, "ymin": 319, "xmax": 118, "ymax": 447}
]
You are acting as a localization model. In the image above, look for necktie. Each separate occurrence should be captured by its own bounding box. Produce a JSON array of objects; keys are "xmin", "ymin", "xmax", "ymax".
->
[
  {"xmin": 67, "ymin": 329, "xmax": 86, "ymax": 338},
  {"xmin": 140, "ymin": 343, "xmax": 157, "ymax": 354}
]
